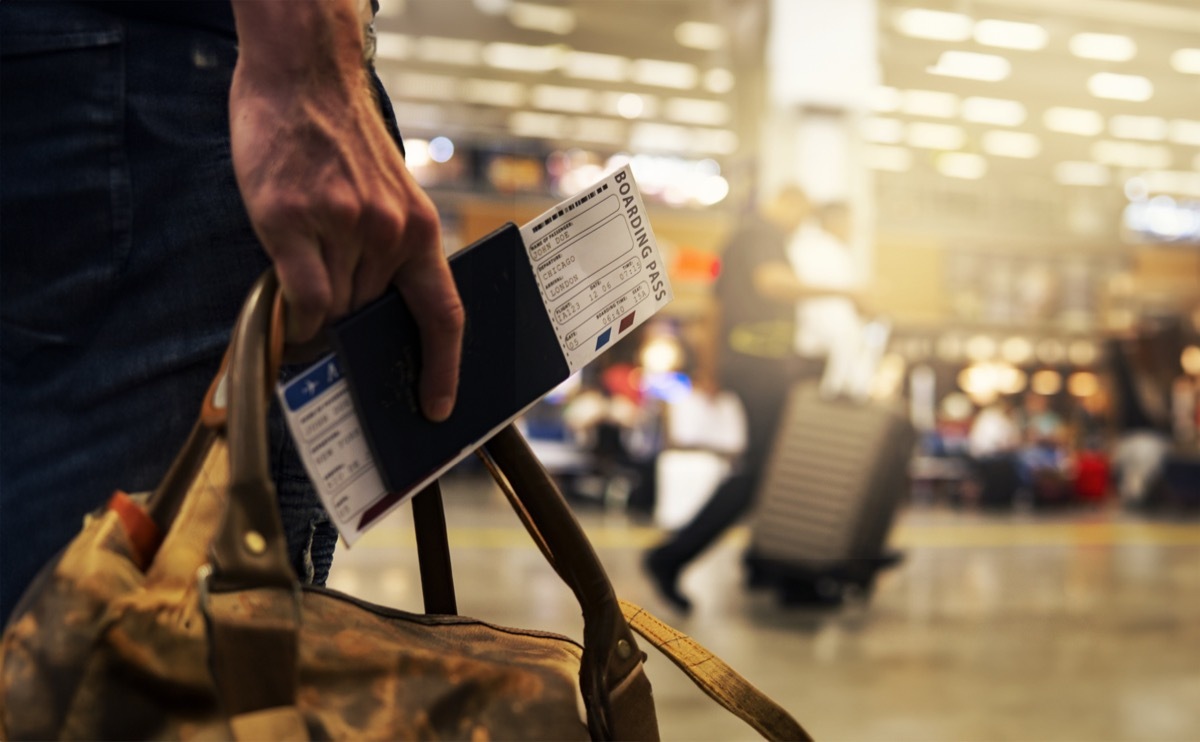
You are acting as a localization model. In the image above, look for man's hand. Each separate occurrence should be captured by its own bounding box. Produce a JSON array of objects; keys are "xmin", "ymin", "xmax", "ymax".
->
[{"xmin": 230, "ymin": 0, "xmax": 463, "ymax": 421}]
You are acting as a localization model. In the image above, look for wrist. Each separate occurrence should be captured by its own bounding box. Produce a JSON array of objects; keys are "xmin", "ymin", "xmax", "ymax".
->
[{"xmin": 231, "ymin": 0, "xmax": 365, "ymax": 87}]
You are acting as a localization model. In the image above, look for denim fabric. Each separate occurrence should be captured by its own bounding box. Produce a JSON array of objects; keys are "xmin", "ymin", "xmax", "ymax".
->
[{"xmin": 1, "ymin": 3, "xmax": 336, "ymax": 619}]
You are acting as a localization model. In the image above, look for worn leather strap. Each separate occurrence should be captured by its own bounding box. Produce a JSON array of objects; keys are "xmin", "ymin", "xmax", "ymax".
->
[
  {"xmin": 411, "ymin": 481, "xmax": 457, "ymax": 615},
  {"xmin": 619, "ymin": 600, "xmax": 813, "ymax": 742},
  {"xmin": 199, "ymin": 271, "xmax": 306, "ymax": 738},
  {"xmin": 478, "ymin": 426, "xmax": 656, "ymax": 741}
]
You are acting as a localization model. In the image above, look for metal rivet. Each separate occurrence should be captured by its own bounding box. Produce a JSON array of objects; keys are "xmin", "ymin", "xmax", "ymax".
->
[
  {"xmin": 616, "ymin": 639, "xmax": 633, "ymax": 660},
  {"xmin": 243, "ymin": 530, "xmax": 266, "ymax": 555}
]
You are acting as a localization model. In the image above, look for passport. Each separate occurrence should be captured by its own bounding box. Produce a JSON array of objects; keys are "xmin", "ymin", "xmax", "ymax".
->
[{"xmin": 329, "ymin": 222, "xmax": 570, "ymax": 496}]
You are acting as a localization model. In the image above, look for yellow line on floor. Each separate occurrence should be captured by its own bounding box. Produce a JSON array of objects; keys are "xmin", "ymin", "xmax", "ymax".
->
[{"xmin": 346, "ymin": 522, "xmax": 1200, "ymax": 551}]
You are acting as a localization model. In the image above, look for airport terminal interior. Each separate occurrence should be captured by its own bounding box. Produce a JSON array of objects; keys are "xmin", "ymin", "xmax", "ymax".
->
[{"xmin": 331, "ymin": 0, "xmax": 1200, "ymax": 739}]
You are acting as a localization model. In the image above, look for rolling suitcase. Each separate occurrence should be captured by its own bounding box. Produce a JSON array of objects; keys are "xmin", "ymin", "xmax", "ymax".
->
[{"xmin": 746, "ymin": 321, "xmax": 916, "ymax": 606}]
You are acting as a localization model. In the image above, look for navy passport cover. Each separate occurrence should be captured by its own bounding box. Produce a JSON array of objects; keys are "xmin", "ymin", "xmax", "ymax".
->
[{"xmin": 330, "ymin": 222, "xmax": 571, "ymax": 498}]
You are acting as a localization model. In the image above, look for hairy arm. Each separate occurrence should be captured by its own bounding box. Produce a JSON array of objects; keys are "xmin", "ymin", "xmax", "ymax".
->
[{"xmin": 229, "ymin": 0, "xmax": 463, "ymax": 421}]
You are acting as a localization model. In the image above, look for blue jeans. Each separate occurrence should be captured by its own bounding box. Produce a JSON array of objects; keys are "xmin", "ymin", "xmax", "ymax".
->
[{"xmin": 1, "ymin": 4, "xmax": 337, "ymax": 621}]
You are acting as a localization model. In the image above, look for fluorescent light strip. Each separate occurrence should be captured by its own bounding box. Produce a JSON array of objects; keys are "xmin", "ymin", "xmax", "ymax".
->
[
  {"xmin": 462, "ymin": 78, "xmax": 526, "ymax": 107},
  {"xmin": 394, "ymin": 72, "xmax": 458, "ymax": 101},
  {"xmin": 675, "ymin": 21, "xmax": 726, "ymax": 51},
  {"xmin": 973, "ymin": 19, "xmax": 1047, "ymax": 51},
  {"xmin": 1088, "ymin": 72, "xmax": 1153, "ymax": 102},
  {"xmin": 508, "ymin": 3, "xmax": 576, "ymax": 35},
  {"xmin": 632, "ymin": 59, "xmax": 699, "ymax": 90},
  {"xmin": 563, "ymin": 51, "xmax": 628, "ymax": 82},
  {"xmin": 982, "ymin": 130, "xmax": 1041, "ymax": 159},
  {"xmin": 632, "ymin": 122, "xmax": 693, "ymax": 153},
  {"xmin": 937, "ymin": 152, "xmax": 988, "ymax": 179},
  {"xmin": 664, "ymin": 98, "xmax": 731, "ymax": 126},
  {"xmin": 704, "ymin": 69, "xmax": 735, "ymax": 94},
  {"xmin": 1091, "ymin": 140, "xmax": 1172, "ymax": 169},
  {"xmin": 1168, "ymin": 119, "xmax": 1200, "ymax": 146},
  {"xmin": 509, "ymin": 111, "xmax": 568, "ymax": 139},
  {"xmin": 1054, "ymin": 161, "xmax": 1110, "ymax": 186},
  {"xmin": 1172, "ymin": 48, "xmax": 1200, "ymax": 74},
  {"xmin": 1044, "ymin": 107, "xmax": 1105, "ymax": 136},
  {"xmin": 530, "ymin": 84, "xmax": 594, "ymax": 114},
  {"xmin": 902, "ymin": 89, "xmax": 959, "ymax": 119},
  {"xmin": 1109, "ymin": 115, "xmax": 1167, "ymax": 141},
  {"xmin": 962, "ymin": 97, "xmax": 1026, "ymax": 126},
  {"xmin": 907, "ymin": 122, "xmax": 966, "ymax": 150},
  {"xmin": 483, "ymin": 42, "xmax": 564, "ymax": 73},
  {"xmin": 863, "ymin": 117, "xmax": 906, "ymax": 144},
  {"xmin": 375, "ymin": 32, "xmax": 412, "ymax": 60},
  {"xmin": 871, "ymin": 86, "xmax": 903, "ymax": 113},
  {"xmin": 415, "ymin": 36, "xmax": 482, "ymax": 66},
  {"xmin": 895, "ymin": 8, "xmax": 972, "ymax": 41},
  {"xmin": 1070, "ymin": 32, "xmax": 1137, "ymax": 62},
  {"xmin": 928, "ymin": 51, "xmax": 1011, "ymax": 82}
]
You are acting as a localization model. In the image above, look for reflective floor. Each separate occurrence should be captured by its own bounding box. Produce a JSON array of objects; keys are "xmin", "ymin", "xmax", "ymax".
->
[{"xmin": 327, "ymin": 470, "xmax": 1200, "ymax": 742}]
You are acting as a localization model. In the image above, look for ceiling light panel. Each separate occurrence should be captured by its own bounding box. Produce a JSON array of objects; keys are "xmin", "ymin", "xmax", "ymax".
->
[
  {"xmin": 982, "ymin": 130, "xmax": 1041, "ymax": 158},
  {"xmin": 508, "ymin": 111, "xmax": 569, "ymax": 139},
  {"xmin": 871, "ymin": 86, "xmax": 903, "ymax": 113},
  {"xmin": 1054, "ymin": 161, "xmax": 1110, "ymax": 186},
  {"xmin": 1172, "ymin": 48, "xmax": 1200, "ymax": 75},
  {"xmin": 863, "ymin": 117, "xmax": 906, "ymax": 144},
  {"xmin": 902, "ymin": 89, "xmax": 959, "ymax": 118},
  {"xmin": 1091, "ymin": 140, "xmax": 1172, "ymax": 169},
  {"xmin": 665, "ymin": 98, "xmax": 731, "ymax": 126},
  {"xmin": 1108, "ymin": 115, "xmax": 1167, "ymax": 141},
  {"xmin": 1141, "ymin": 171, "xmax": 1200, "ymax": 198},
  {"xmin": 530, "ymin": 84, "xmax": 594, "ymax": 114},
  {"xmin": 601, "ymin": 92, "xmax": 659, "ymax": 119},
  {"xmin": 632, "ymin": 122, "xmax": 693, "ymax": 153},
  {"xmin": 375, "ymin": 32, "xmax": 412, "ymax": 60},
  {"xmin": 394, "ymin": 72, "xmax": 459, "ymax": 101},
  {"xmin": 928, "ymin": 50, "xmax": 1012, "ymax": 82},
  {"xmin": 1168, "ymin": 119, "xmax": 1200, "ymax": 146},
  {"xmin": 961, "ymin": 97, "xmax": 1026, "ymax": 126},
  {"xmin": 973, "ymin": 19, "xmax": 1048, "ymax": 51},
  {"xmin": 675, "ymin": 21, "xmax": 726, "ymax": 51},
  {"xmin": 703, "ymin": 69, "xmax": 735, "ymax": 94},
  {"xmin": 1087, "ymin": 72, "xmax": 1153, "ymax": 102},
  {"xmin": 1044, "ymin": 107, "xmax": 1105, "ymax": 136},
  {"xmin": 632, "ymin": 59, "xmax": 699, "ymax": 90},
  {"xmin": 508, "ymin": 3, "xmax": 576, "ymax": 35},
  {"xmin": 907, "ymin": 122, "xmax": 966, "ymax": 150},
  {"xmin": 462, "ymin": 78, "xmax": 526, "ymax": 107},
  {"xmin": 562, "ymin": 51, "xmax": 628, "ymax": 82},
  {"xmin": 416, "ymin": 36, "xmax": 482, "ymax": 66},
  {"xmin": 937, "ymin": 152, "xmax": 988, "ymax": 179},
  {"xmin": 1069, "ymin": 32, "xmax": 1137, "ymax": 62},
  {"xmin": 895, "ymin": 8, "xmax": 972, "ymax": 41},
  {"xmin": 483, "ymin": 42, "xmax": 564, "ymax": 73}
]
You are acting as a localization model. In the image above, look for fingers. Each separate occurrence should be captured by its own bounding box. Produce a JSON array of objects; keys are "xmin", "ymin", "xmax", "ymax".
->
[
  {"xmin": 395, "ymin": 241, "xmax": 465, "ymax": 423},
  {"xmin": 258, "ymin": 226, "xmax": 331, "ymax": 344}
]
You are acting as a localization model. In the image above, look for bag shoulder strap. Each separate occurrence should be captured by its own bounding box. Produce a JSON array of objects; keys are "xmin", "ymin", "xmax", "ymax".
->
[{"xmin": 619, "ymin": 600, "xmax": 812, "ymax": 742}]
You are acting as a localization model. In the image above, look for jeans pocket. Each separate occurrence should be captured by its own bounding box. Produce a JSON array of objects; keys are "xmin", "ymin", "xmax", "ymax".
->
[{"xmin": 1, "ymin": 6, "xmax": 129, "ymax": 370}]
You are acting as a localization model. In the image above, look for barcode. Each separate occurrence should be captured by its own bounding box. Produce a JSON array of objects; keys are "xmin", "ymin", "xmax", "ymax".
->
[{"xmin": 531, "ymin": 183, "xmax": 610, "ymax": 234}]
